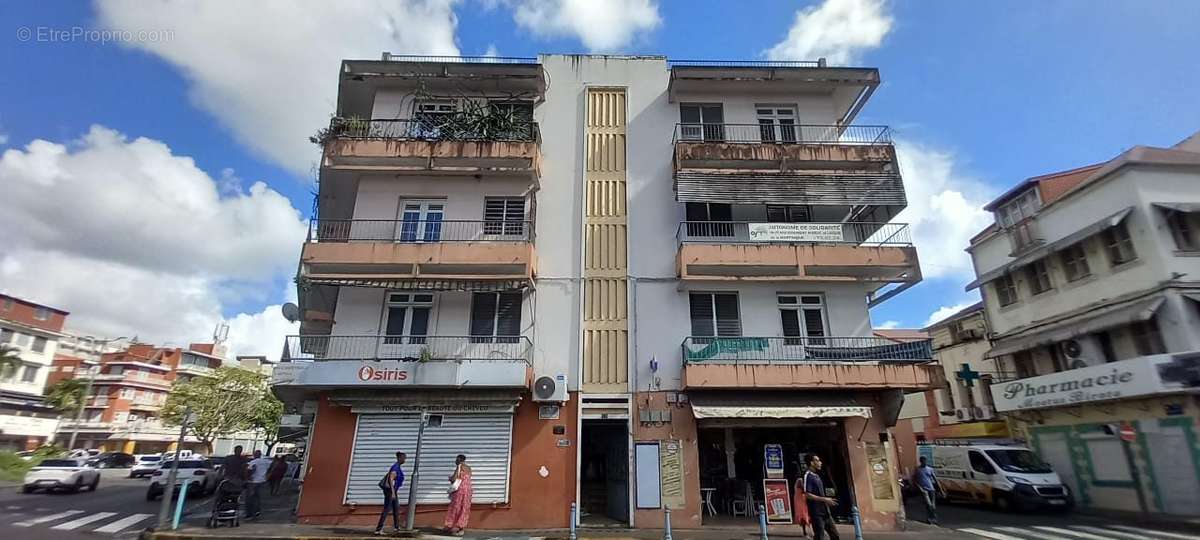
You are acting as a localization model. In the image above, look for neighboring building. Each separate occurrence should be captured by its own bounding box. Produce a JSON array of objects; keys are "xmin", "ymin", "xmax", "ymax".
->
[
  {"xmin": 273, "ymin": 54, "xmax": 934, "ymax": 532},
  {"xmin": 45, "ymin": 333, "xmax": 123, "ymax": 389},
  {"xmin": 0, "ymin": 294, "xmax": 68, "ymax": 450},
  {"xmin": 967, "ymin": 133, "xmax": 1200, "ymax": 516}
]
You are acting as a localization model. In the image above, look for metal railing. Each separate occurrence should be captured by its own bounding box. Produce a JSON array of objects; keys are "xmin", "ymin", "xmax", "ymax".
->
[
  {"xmin": 669, "ymin": 59, "xmax": 825, "ymax": 68},
  {"xmin": 328, "ymin": 118, "xmax": 539, "ymax": 142},
  {"xmin": 681, "ymin": 336, "xmax": 933, "ymax": 363},
  {"xmin": 282, "ymin": 335, "xmax": 532, "ymax": 363},
  {"xmin": 381, "ymin": 53, "xmax": 539, "ymax": 65},
  {"xmin": 673, "ymin": 123, "xmax": 891, "ymax": 145},
  {"xmin": 677, "ymin": 222, "xmax": 911, "ymax": 246},
  {"xmin": 308, "ymin": 219, "xmax": 532, "ymax": 243}
]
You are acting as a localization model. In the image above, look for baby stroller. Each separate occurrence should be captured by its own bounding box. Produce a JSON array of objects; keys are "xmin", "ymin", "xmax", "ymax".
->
[{"xmin": 207, "ymin": 480, "xmax": 242, "ymax": 528}]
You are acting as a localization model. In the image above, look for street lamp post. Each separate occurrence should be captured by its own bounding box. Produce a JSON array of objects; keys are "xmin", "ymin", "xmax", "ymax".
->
[{"xmin": 66, "ymin": 336, "xmax": 127, "ymax": 450}]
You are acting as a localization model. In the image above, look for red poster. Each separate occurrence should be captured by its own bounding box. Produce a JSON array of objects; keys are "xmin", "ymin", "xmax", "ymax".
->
[{"xmin": 762, "ymin": 479, "xmax": 793, "ymax": 524}]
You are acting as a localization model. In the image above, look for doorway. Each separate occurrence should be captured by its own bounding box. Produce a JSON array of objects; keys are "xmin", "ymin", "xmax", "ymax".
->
[{"xmin": 580, "ymin": 420, "xmax": 629, "ymax": 526}]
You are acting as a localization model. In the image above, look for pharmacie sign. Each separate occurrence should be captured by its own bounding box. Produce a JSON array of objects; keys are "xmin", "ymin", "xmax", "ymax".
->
[{"xmin": 990, "ymin": 352, "xmax": 1198, "ymax": 412}]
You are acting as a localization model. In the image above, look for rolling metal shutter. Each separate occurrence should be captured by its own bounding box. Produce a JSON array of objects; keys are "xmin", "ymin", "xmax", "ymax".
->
[{"xmin": 344, "ymin": 413, "xmax": 514, "ymax": 505}]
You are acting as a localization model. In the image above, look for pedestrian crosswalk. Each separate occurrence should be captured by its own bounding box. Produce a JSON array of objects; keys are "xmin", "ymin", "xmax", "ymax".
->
[
  {"xmin": 5, "ymin": 506, "xmax": 152, "ymax": 535},
  {"xmin": 959, "ymin": 524, "xmax": 1200, "ymax": 540}
]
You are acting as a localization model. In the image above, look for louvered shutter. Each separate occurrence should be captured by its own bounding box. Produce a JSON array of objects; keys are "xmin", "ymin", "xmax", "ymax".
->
[
  {"xmin": 496, "ymin": 292, "xmax": 522, "ymax": 342},
  {"xmin": 688, "ymin": 293, "xmax": 714, "ymax": 337},
  {"xmin": 484, "ymin": 198, "xmax": 525, "ymax": 236},
  {"xmin": 713, "ymin": 294, "xmax": 741, "ymax": 336},
  {"xmin": 470, "ymin": 293, "xmax": 497, "ymax": 342}
]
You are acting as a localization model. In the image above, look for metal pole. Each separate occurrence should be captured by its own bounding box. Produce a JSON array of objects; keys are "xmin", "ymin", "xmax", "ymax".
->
[
  {"xmin": 67, "ymin": 337, "xmax": 99, "ymax": 451},
  {"xmin": 757, "ymin": 504, "xmax": 768, "ymax": 540},
  {"xmin": 157, "ymin": 407, "xmax": 191, "ymax": 529},
  {"xmin": 663, "ymin": 505, "xmax": 673, "ymax": 540},
  {"xmin": 568, "ymin": 502, "xmax": 578, "ymax": 540},
  {"xmin": 172, "ymin": 479, "xmax": 191, "ymax": 529},
  {"xmin": 851, "ymin": 505, "xmax": 864, "ymax": 540},
  {"xmin": 404, "ymin": 411, "xmax": 428, "ymax": 531}
]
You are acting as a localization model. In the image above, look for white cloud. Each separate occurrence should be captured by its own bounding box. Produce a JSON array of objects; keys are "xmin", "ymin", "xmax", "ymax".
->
[
  {"xmin": 924, "ymin": 302, "xmax": 975, "ymax": 328},
  {"xmin": 892, "ymin": 140, "xmax": 995, "ymax": 281},
  {"xmin": 765, "ymin": 0, "xmax": 892, "ymax": 64},
  {"xmin": 0, "ymin": 132, "xmax": 8, "ymax": 146},
  {"xmin": 877, "ymin": 320, "xmax": 901, "ymax": 330},
  {"xmin": 0, "ymin": 127, "xmax": 304, "ymax": 361},
  {"xmin": 95, "ymin": 0, "xmax": 461, "ymax": 175},
  {"xmin": 511, "ymin": 0, "xmax": 661, "ymax": 52},
  {"xmin": 484, "ymin": 44, "xmax": 500, "ymax": 57}
]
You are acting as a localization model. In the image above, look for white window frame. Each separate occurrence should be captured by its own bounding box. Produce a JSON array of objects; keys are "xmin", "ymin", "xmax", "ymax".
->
[
  {"xmin": 1024, "ymin": 259, "xmax": 1053, "ymax": 295},
  {"xmin": 483, "ymin": 197, "xmax": 527, "ymax": 237},
  {"xmin": 20, "ymin": 365, "xmax": 38, "ymax": 384},
  {"xmin": 1059, "ymin": 242, "xmax": 1091, "ymax": 282},
  {"xmin": 688, "ymin": 292, "xmax": 742, "ymax": 339},
  {"xmin": 396, "ymin": 199, "xmax": 446, "ymax": 243},
  {"xmin": 755, "ymin": 104, "xmax": 799, "ymax": 143},
  {"xmin": 119, "ymin": 388, "xmax": 134, "ymax": 400},
  {"xmin": 995, "ymin": 274, "xmax": 1019, "ymax": 307},
  {"xmin": 1102, "ymin": 222, "xmax": 1137, "ymax": 266},
  {"xmin": 679, "ymin": 103, "xmax": 725, "ymax": 142},
  {"xmin": 996, "ymin": 189, "xmax": 1041, "ymax": 228},
  {"xmin": 1166, "ymin": 210, "xmax": 1198, "ymax": 251},
  {"xmin": 381, "ymin": 292, "xmax": 437, "ymax": 345},
  {"xmin": 33, "ymin": 307, "xmax": 51, "ymax": 321},
  {"xmin": 777, "ymin": 294, "xmax": 829, "ymax": 346}
]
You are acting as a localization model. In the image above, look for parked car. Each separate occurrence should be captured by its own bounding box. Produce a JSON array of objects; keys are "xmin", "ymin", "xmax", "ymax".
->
[
  {"xmin": 146, "ymin": 458, "xmax": 218, "ymax": 500},
  {"xmin": 129, "ymin": 454, "xmax": 163, "ymax": 478},
  {"xmin": 87, "ymin": 452, "xmax": 135, "ymax": 469},
  {"xmin": 22, "ymin": 459, "xmax": 101, "ymax": 493},
  {"xmin": 67, "ymin": 448, "xmax": 101, "ymax": 459}
]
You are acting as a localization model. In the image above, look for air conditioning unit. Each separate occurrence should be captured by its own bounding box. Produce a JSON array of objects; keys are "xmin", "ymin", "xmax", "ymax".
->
[
  {"xmin": 532, "ymin": 373, "xmax": 567, "ymax": 403},
  {"xmin": 958, "ymin": 328, "xmax": 984, "ymax": 340},
  {"xmin": 1059, "ymin": 339, "xmax": 1091, "ymax": 369},
  {"xmin": 955, "ymin": 407, "xmax": 975, "ymax": 422},
  {"xmin": 975, "ymin": 405, "xmax": 996, "ymax": 420}
]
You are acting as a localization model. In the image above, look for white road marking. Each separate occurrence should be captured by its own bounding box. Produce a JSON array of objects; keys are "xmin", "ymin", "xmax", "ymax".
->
[
  {"xmin": 1073, "ymin": 526, "xmax": 1149, "ymax": 540},
  {"xmin": 5, "ymin": 505, "xmax": 20, "ymax": 510},
  {"xmin": 14, "ymin": 509, "xmax": 84, "ymax": 527},
  {"xmin": 996, "ymin": 526, "xmax": 1075, "ymax": 539},
  {"xmin": 50, "ymin": 511, "xmax": 117, "ymax": 530},
  {"xmin": 1110, "ymin": 526, "xmax": 1200, "ymax": 540},
  {"xmin": 1032, "ymin": 526, "xmax": 1122, "ymax": 540},
  {"xmin": 959, "ymin": 528, "xmax": 1030, "ymax": 540},
  {"xmin": 94, "ymin": 513, "xmax": 154, "ymax": 534}
]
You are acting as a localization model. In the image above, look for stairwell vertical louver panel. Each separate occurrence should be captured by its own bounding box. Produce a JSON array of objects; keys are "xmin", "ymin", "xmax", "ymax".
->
[{"xmin": 581, "ymin": 88, "xmax": 629, "ymax": 392}]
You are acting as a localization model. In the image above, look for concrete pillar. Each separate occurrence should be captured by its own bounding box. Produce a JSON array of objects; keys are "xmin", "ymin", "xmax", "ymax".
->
[
  {"xmin": 122, "ymin": 440, "xmax": 137, "ymax": 454},
  {"xmin": 723, "ymin": 428, "xmax": 736, "ymax": 478},
  {"xmin": 1159, "ymin": 293, "xmax": 1200, "ymax": 351}
]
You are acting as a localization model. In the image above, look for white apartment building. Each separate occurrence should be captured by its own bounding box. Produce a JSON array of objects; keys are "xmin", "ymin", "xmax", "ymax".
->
[
  {"xmin": 0, "ymin": 294, "xmax": 69, "ymax": 450},
  {"xmin": 274, "ymin": 54, "xmax": 934, "ymax": 532},
  {"xmin": 968, "ymin": 134, "xmax": 1200, "ymax": 515}
]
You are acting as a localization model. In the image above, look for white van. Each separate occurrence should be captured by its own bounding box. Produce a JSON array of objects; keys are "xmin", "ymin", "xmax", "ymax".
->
[{"xmin": 917, "ymin": 443, "xmax": 1073, "ymax": 511}]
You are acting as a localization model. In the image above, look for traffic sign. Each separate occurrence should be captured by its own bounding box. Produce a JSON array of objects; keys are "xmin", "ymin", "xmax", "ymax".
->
[{"xmin": 1119, "ymin": 423, "xmax": 1136, "ymax": 442}]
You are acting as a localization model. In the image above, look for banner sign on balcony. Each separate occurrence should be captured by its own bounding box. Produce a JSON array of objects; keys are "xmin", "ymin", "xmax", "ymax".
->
[
  {"xmin": 684, "ymin": 338, "xmax": 769, "ymax": 361},
  {"xmin": 989, "ymin": 352, "xmax": 1200, "ymax": 412},
  {"xmin": 748, "ymin": 222, "xmax": 844, "ymax": 243}
]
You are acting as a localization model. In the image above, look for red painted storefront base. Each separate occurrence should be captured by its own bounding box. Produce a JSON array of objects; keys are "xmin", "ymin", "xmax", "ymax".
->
[{"xmin": 296, "ymin": 393, "xmax": 578, "ymax": 529}]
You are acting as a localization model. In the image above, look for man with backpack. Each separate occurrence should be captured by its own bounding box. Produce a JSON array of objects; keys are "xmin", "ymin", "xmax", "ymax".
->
[{"xmin": 374, "ymin": 451, "xmax": 407, "ymax": 536}]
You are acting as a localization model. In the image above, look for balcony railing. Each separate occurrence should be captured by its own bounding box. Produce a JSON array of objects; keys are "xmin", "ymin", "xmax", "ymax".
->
[
  {"xmin": 677, "ymin": 222, "xmax": 911, "ymax": 246},
  {"xmin": 283, "ymin": 335, "xmax": 532, "ymax": 363},
  {"xmin": 381, "ymin": 53, "xmax": 538, "ymax": 64},
  {"xmin": 673, "ymin": 123, "xmax": 891, "ymax": 145},
  {"xmin": 309, "ymin": 219, "xmax": 532, "ymax": 243},
  {"xmin": 681, "ymin": 336, "xmax": 933, "ymax": 364},
  {"xmin": 327, "ymin": 118, "xmax": 538, "ymax": 143},
  {"xmin": 669, "ymin": 59, "xmax": 824, "ymax": 68}
]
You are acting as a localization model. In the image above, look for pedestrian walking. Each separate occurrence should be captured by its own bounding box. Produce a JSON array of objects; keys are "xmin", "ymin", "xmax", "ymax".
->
[
  {"xmin": 267, "ymin": 455, "xmax": 288, "ymax": 495},
  {"xmin": 442, "ymin": 454, "xmax": 474, "ymax": 536},
  {"xmin": 245, "ymin": 450, "xmax": 273, "ymax": 519},
  {"xmin": 913, "ymin": 456, "xmax": 943, "ymax": 524},
  {"xmin": 803, "ymin": 453, "xmax": 840, "ymax": 540},
  {"xmin": 374, "ymin": 451, "xmax": 407, "ymax": 536},
  {"xmin": 791, "ymin": 459, "xmax": 811, "ymax": 536},
  {"xmin": 222, "ymin": 445, "xmax": 249, "ymax": 488}
]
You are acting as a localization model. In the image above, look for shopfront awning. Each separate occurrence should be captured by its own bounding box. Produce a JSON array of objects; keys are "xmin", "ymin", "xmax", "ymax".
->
[
  {"xmin": 689, "ymin": 393, "xmax": 873, "ymax": 419},
  {"xmin": 965, "ymin": 206, "xmax": 1132, "ymax": 291},
  {"xmin": 987, "ymin": 296, "xmax": 1164, "ymax": 358}
]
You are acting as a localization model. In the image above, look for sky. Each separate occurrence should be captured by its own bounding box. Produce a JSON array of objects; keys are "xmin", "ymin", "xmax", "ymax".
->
[{"xmin": 2, "ymin": 0, "xmax": 1198, "ymax": 357}]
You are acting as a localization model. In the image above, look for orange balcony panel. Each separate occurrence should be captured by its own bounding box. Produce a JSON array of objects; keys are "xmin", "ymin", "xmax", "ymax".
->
[
  {"xmin": 674, "ymin": 141, "xmax": 897, "ymax": 172},
  {"xmin": 682, "ymin": 362, "xmax": 938, "ymax": 390},
  {"xmin": 677, "ymin": 243, "xmax": 920, "ymax": 282},
  {"xmin": 323, "ymin": 139, "xmax": 541, "ymax": 176},
  {"xmin": 302, "ymin": 241, "xmax": 535, "ymax": 281}
]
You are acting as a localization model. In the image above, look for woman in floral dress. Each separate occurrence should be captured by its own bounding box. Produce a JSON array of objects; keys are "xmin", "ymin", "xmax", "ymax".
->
[{"xmin": 443, "ymin": 454, "xmax": 473, "ymax": 536}]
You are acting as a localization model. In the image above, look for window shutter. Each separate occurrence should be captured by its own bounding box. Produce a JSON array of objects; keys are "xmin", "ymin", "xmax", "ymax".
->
[
  {"xmin": 780, "ymin": 309, "xmax": 801, "ymax": 337},
  {"xmin": 409, "ymin": 308, "xmax": 430, "ymax": 337},
  {"xmin": 496, "ymin": 292, "xmax": 523, "ymax": 337},
  {"xmin": 802, "ymin": 309, "xmax": 826, "ymax": 338},
  {"xmin": 385, "ymin": 307, "xmax": 407, "ymax": 336},
  {"xmin": 713, "ymin": 294, "xmax": 741, "ymax": 337},
  {"xmin": 470, "ymin": 293, "xmax": 497, "ymax": 337},
  {"xmin": 766, "ymin": 206, "xmax": 788, "ymax": 222},
  {"xmin": 688, "ymin": 294, "xmax": 715, "ymax": 337}
]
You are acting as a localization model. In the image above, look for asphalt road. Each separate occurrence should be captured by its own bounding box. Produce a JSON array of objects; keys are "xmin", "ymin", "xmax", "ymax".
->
[{"xmin": 0, "ymin": 468, "xmax": 213, "ymax": 540}]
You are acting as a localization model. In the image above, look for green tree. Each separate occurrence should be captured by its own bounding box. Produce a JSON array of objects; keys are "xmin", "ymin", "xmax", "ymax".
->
[
  {"xmin": 253, "ymin": 394, "xmax": 285, "ymax": 454},
  {"xmin": 162, "ymin": 366, "xmax": 280, "ymax": 455},
  {"xmin": 44, "ymin": 378, "xmax": 88, "ymax": 414}
]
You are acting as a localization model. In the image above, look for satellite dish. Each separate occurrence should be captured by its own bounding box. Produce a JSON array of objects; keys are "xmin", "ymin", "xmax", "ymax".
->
[{"xmin": 281, "ymin": 303, "xmax": 301, "ymax": 323}]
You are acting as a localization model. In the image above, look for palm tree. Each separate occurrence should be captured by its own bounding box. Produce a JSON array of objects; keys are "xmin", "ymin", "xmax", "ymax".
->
[
  {"xmin": 0, "ymin": 344, "xmax": 21, "ymax": 380},
  {"xmin": 45, "ymin": 378, "xmax": 88, "ymax": 414}
]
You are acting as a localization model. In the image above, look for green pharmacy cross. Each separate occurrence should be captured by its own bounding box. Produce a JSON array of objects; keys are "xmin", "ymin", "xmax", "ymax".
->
[{"xmin": 956, "ymin": 363, "xmax": 982, "ymax": 388}]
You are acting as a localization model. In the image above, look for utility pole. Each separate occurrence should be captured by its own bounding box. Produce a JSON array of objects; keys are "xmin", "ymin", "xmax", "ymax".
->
[
  {"xmin": 404, "ymin": 411, "xmax": 429, "ymax": 531},
  {"xmin": 157, "ymin": 407, "xmax": 194, "ymax": 529},
  {"xmin": 66, "ymin": 336, "xmax": 126, "ymax": 450}
]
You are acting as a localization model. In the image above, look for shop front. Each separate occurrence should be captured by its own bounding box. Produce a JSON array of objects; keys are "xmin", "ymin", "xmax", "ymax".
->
[
  {"xmin": 993, "ymin": 352, "xmax": 1200, "ymax": 516},
  {"xmin": 273, "ymin": 359, "xmax": 578, "ymax": 529}
]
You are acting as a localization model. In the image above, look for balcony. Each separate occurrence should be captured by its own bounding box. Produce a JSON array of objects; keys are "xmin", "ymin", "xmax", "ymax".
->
[
  {"xmin": 175, "ymin": 363, "xmax": 215, "ymax": 377},
  {"xmin": 673, "ymin": 123, "xmax": 896, "ymax": 172},
  {"xmin": 320, "ymin": 118, "xmax": 541, "ymax": 177},
  {"xmin": 283, "ymin": 335, "xmax": 531, "ymax": 363},
  {"xmin": 680, "ymin": 336, "xmax": 937, "ymax": 390},
  {"xmin": 88, "ymin": 373, "xmax": 172, "ymax": 389},
  {"xmin": 676, "ymin": 221, "xmax": 920, "ymax": 283},
  {"xmin": 300, "ymin": 219, "xmax": 535, "ymax": 289}
]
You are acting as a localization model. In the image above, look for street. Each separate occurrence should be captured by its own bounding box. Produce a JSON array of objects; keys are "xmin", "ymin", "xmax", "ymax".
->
[
  {"xmin": 904, "ymin": 495, "xmax": 1200, "ymax": 540},
  {"xmin": 0, "ymin": 468, "xmax": 210, "ymax": 539}
]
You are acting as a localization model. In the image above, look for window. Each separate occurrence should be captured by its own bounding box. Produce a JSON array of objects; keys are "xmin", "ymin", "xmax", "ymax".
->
[
  {"xmin": 63, "ymin": 365, "xmax": 75, "ymax": 373},
  {"xmin": 968, "ymin": 451, "xmax": 997, "ymax": 475},
  {"xmin": 1059, "ymin": 243, "xmax": 1091, "ymax": 282},
  {"xmin": 1048, "ymin": 343, "xmax": 1069, "ymax": 373},
  {"xmin": 33, "ymin": 307, "xmax": 51, "ymax": 321},
  {"xmin": 994, "ymin": 274, "xmax": 1019, "ymax": 306},
  {"xmin": 483, "ymin": 197, "xmax": 526, "ymax": 236},
  {"xmin": 684, "ymin": 202, "xmax": 733, "ymax": 238},
  {"xmin": 120, "ymin": 388, "xmax": 134, "ymax": 399},
  {"xmin": 136, "ymin": 369, "xmax": 149, "ymax": 380},
  {"xmin": 1, "ymin": 298, "xmax": 11, "ymax": 310},
  {"xmin": 1166, "ymin": 211, "xmax": 1198, "ymax": 251},
  {"xmin": 679, "ymin": 103, "xmax": 725, "ymax": 141},
  {"xmin": 398, "ymin": 200, "xmax": 444, "ymax": 242},
  {"xmin": 756, "ymin": 105, "xmax": 798, "ymax": 143},
  {"xmin": 109, "ymin": 365, "xmax": 124, "ymax": 376},
  {"xmin": 1013, "ymin": 350, "xmax": 1037, "ymax": 378},
  {"xmin": 31, "ymin": 336, "xmax": 47, "ymax": 353},
  {"xmin": 996, "ymin": 189, "xmax": 1040, "ymax": 228},
  {"xmin": 1024, "ymin": 260, "xmax": 1053, "ymax": 295},
  {"xmin": 766, "ymin": 205, "xmax": 811, "ymax": 223},
  {"xmin": 0, "ymin": 328, "xmax": 11, "ymax": 343},
  {"xmin": 383, "ymin": 293, "xmax": 434, "ymax": 345},
  {"xmin": 777, "ymin": 294, "xmax": 827, "ymax": 346},
  {"xmin": 470, "ymin": 292, "xmax": 523, "ymax": 343},
  {"xmin": 413, "ymin": 99, "xmax": 456, "ymax": 135},
  {"xmin": 13, "ymin": 333, "xmax": 31, "ymax": 347},
  {"xmin": 688, "ymin": 293, "xmax": 741, "ymax": 338},
  {"xmin": 1096, "ymin": 331, "xmax": 1117, "ymax": 363},
  {"xmin": 1130, "ymin": 319, "xmax": 1166, "ymax": 356},
  {"xmin": 1101, "ymin": 222, "xmax": 1137, "ymax": 266},
  {"xmin": 20, "ymin": 365, "xmax": 38, "ymax": 383}
]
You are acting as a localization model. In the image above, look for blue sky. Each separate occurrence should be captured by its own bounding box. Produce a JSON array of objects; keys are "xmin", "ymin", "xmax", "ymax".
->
[{"xmin": 2, "ymin": 0, "xmax": 1198, "ymax": 354}]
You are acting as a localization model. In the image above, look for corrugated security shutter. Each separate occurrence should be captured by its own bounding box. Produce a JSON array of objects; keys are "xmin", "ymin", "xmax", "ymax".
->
[{"xmin": 345, "ymin": 414, "xmax": 514, "ymax": 505}]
